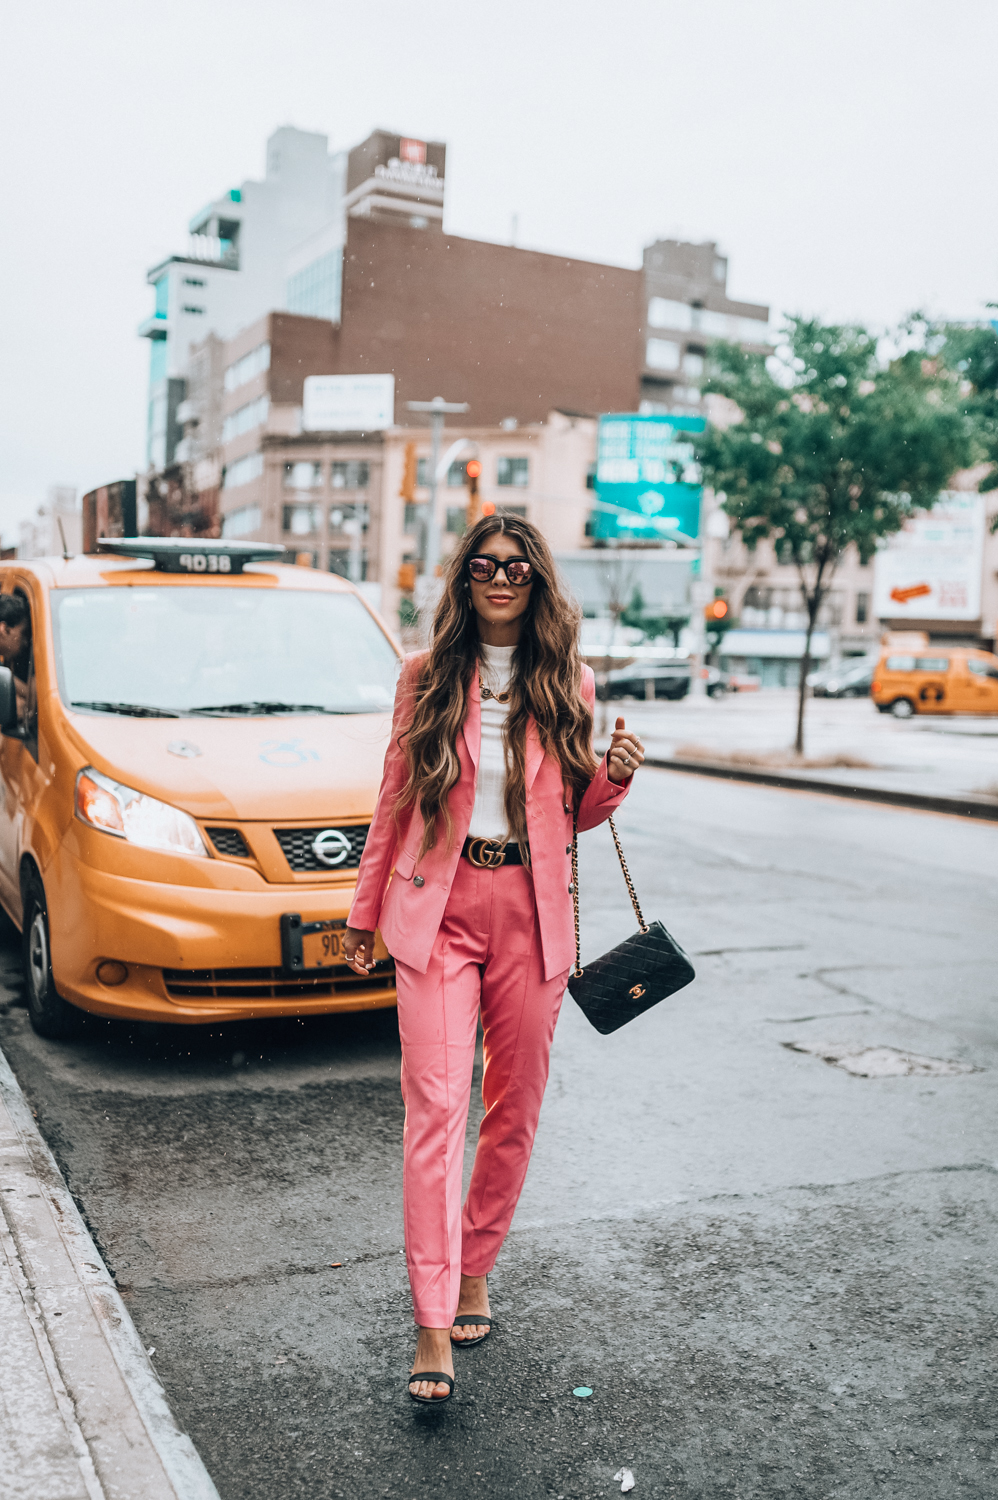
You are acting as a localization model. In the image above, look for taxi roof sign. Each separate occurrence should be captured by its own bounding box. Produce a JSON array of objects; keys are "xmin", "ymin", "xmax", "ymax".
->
[{"xmin": 97, "ymin": 538, "xmax": 286, "ymax": 575}]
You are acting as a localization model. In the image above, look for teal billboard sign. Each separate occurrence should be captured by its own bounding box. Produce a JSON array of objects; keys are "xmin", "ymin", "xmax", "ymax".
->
[{"xmin": 592, "ymin": 413, "xmax": 705, "ymax": 543}]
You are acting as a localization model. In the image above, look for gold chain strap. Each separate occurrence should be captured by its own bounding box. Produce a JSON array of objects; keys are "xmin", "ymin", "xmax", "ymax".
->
[{"xmin": 571, "ymin": 813, "xmax": 647, "ymax": 979}]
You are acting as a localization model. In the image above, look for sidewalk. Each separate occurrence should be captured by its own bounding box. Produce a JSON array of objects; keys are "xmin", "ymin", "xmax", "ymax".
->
[
  {"xmin": 0, "ymin": 1046, "xmax": 219, "ymax": 1500},
  {"xmin": 595, "ymin": 691, "xmax": 998, "ymax": 817}
]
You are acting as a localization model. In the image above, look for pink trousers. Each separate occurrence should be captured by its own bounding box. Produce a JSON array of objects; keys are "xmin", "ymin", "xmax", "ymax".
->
[{"xmin": 394, "ymin": 857, "xmax": 569, "ymax": 1328}]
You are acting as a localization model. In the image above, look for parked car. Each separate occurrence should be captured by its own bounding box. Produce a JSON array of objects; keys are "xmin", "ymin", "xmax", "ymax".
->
[
  {"xmin": 0, "ymin": 539, "xmax": 402, "ymax": 1039},
  {"xmin": 871, "ymin": 648, "xmax": 998, "ymax": 718},
  {"xmin": 811, "ymin": 661, "xmax": 875, "ymax": 698},
  {"xmin": 596, "ymin": 663, "xmax": 690, "ymax": 701}
]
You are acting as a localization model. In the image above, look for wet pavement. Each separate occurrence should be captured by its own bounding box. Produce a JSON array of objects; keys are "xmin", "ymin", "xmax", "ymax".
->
[{"xmin": 0, "ymin": 770, "xmax": 996, "ymax": 1498}]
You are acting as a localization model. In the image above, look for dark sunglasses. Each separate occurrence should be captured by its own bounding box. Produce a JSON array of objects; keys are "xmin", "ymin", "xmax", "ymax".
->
[{"xmin": 466, "ymin": 554, "xmax": 533, "ymax": 586}]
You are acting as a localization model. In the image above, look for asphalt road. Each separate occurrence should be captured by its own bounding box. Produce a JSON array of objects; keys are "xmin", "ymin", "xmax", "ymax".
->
[{"xmin": 1, "ymin": 771, "xmax": 996, "ymax": 1499}]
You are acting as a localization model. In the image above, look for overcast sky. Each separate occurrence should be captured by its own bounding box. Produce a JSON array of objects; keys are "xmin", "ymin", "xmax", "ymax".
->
[{"xmin": 1, "ymin": 0, "xmax": 995, "ymax": 544}]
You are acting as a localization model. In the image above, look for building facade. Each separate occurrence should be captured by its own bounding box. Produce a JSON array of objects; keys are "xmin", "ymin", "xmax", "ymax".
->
[{"xmin": 138, "ymin": 125, "xmax": 786, "ymax": 636}]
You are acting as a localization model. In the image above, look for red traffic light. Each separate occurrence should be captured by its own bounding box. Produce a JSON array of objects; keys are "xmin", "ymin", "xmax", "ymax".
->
[
  {"xmin": 466, "ymin": 460, "xmax": 482, "ymax": 480},
  {"xmin": 705, "ymin": 598, "xmax": 729, "ymax": 620}
]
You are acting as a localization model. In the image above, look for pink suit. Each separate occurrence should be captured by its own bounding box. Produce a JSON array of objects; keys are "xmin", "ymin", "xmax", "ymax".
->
[{"xmin": 348, "ymin": 655, "xmax": 628, "ymax": 1326}]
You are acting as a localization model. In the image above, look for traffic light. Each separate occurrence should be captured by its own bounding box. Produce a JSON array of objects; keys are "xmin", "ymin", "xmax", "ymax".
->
[
  {"xmin": 397, "ymin": 561, "xmax": 417, "ymax": 592},
  {"xmin": 704, "ymin": 592, "xmax": 731, "ymax": 650},
  {"xmin": 399, "ymin": 441, "xmax": 418, "ymax": 502},
  {"xmin": 465, "ymin": 458, "xmax": 483, "ymax": 528}
]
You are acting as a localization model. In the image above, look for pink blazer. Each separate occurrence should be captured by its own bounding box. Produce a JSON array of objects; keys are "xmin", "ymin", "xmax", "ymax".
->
[{"xmin": 348, "ymin": 652, "xmax": 630, "ymax": 981}]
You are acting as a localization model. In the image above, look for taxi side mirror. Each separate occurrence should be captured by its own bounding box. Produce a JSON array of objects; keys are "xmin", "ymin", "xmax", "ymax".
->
[{"xmin": 0, "ymin": 666, "xmax": 19, "ymax": 735}]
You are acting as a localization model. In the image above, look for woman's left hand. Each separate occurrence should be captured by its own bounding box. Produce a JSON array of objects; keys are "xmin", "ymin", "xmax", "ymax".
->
[{"xmin": 607, "ymin": 717, "xmax": 645, "ymax": 783}]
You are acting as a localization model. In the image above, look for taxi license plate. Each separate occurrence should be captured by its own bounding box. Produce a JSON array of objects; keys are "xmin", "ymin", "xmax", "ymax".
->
[
  {"xmin": 280, "ymin": 914, "xmax": 388, "ymax": 974},
  {"xmin": 302, "ymin": 925, "xmax": 344, "ymax": 968}
]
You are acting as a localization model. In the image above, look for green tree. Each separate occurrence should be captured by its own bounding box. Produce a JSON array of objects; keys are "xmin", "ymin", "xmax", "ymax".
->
[
  {"xmin": 935, "ymin": 316, "xmax": 998, "ymax": 521},
  {"xmin": 698, "ymin": 316, "xmax": 972, "ymax": 753}
]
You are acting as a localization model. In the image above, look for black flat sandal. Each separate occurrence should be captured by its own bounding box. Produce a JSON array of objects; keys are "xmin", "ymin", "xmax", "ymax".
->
[
  {"xmin": 451, "ymin": 1314, "xmax": 493, "ymax": 1348},
  {"xmin": 407, "ymin": 1371, "xmax": 454, "ymax": 1405}
]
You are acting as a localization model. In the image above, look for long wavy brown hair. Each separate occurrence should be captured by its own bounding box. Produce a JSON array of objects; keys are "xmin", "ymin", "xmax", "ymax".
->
[{"xmin": 397, "ymin": 515, "xmax": 598, "ymax": 857}]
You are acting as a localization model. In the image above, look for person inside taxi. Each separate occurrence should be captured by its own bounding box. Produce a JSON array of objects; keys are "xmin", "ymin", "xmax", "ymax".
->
[{"xmin": 0, "ymin": 594, "xmax": 31, "ymax": 716}]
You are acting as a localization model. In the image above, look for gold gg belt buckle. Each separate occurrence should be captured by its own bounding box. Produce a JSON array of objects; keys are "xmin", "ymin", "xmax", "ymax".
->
[{"xmin": 467, "ymin": 837, "xmax": 506, "ymax": 869}]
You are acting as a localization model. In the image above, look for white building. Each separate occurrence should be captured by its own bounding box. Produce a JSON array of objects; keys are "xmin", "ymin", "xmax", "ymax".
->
[{"xmin": 138, "ymin": 127, "xmax": 348, "ymax": 472}]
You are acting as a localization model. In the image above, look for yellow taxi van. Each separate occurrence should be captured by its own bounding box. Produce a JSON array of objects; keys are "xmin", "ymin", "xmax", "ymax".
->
[
  {"xmin": 0, "ymin": 539, "xmax": 400, "ymax": 1038},
  {"xmin": 871, "ymin": 646, "xmax": 998, "ymax": 718}
]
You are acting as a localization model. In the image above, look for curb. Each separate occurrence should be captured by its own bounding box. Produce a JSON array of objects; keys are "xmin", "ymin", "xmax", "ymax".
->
[
  {"xmin": 644, "ymin": 756, "xmax": 998, "ymax": 822},
  {"xmin": 0, "ymin": 1044, "xmax": 221, "ymax": 1500}
]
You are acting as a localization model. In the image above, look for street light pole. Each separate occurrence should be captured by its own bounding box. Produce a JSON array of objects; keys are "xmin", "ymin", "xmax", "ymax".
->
[{"xmin": 406, "ymin": 397, "xmax": 469, "ymax": 579}]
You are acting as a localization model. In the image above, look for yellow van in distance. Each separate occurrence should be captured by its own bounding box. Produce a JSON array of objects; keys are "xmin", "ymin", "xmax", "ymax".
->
[
  {"xmin": 871, "ymin": 647, "xmax": 998, "ymax": 718},
  {"xmin": 0, "ymin": 539, "xmax": 400, "ymax": 1038}
]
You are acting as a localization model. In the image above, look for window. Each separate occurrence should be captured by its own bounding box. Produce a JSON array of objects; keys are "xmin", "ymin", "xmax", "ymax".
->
[
  {"xmin": 221, "ymin": 503, "xmax": 262, "ymax": 536},
  {"xmin": 497, "ymin": 456, "xmax": 529, "ymax": 488},
  {"xmin": 646, "ymin": 338, "xmax": 681, "ymax": 372},
  {"xmin": 328, "ymin": 503, "xmax": 368, "ymax": 537},
  {"xmin": 684, "ymin": 350, "xmax": 704, "ymax": 378},
  {"xmin": 282, "ymin": 504, "xmax": 320, "ymax": 535},
  {"xmin": 855, "ymin": 592, "xmax": 869, "ymax": 624},
  {"xmin": 154, "ymin": 277, "xmax": 168, "ymax": 319},
  {"xmin": 585, "ymin": 464, "xmax": 596, "ymax": 490},
  {"xmin": 50, "ymin": 587, "xmax": 397, "ymax": 714},
  {"xmin": 286, "ymin": 247, "xmax": 343, "ymax": 323},
  {"xmin": 494, "ymin": 505, "xmax": 527, "ymax": 519},
  {"xmin": 647, "ymin": 298, "xmax": 692, "ymax": 332},
  {"xmin": 330, "ymin": 461, "xmax": 370, "ymax": 489},
  {"xmin": 968, "ymin": 658, "xmax": 998, "ymax": 680},
  {"xmin": 183, "ymin": 277, "xmax": 206, "ymax": 288},
  {"xmin": 224, "ymin": 342, "xmax": 271, "ymax": 393},
  {"xmin": 404, "ymin": 503, "xmax": 421, "ymax": 531},
  {"xmin": 885, "ymin": 655, "xmax": 950, "ymax": 672},
  {"xmin": 284, "ymin": 462, "xmax": 322, "ymax": 490},
  {"xmin": 182, "ymin": 305, "xmax": 205, "ymax": 315},
  {"xmin": 447, "ymin": 461, "xmax": 470, "ymax": 487},
  {"xmin": 446, "ymin": 507, "xmax": 467, "ymax": 535},
  {"xmin": 149, "ymin": 339, "xmax": 167, "ymax": 385},
  {"xmin": 222, "ymin": 453, "xmax": 263, "ymax": 489},
  {"xmin": 223, "ymin": 395, "xmax": 269, "ymax": 443},
  {"xmin": 416, "ymin": 458, "xmax": 430, "ymax": 487}
]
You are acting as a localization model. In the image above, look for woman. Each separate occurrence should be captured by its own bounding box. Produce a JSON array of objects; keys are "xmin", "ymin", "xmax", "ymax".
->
[{"xmin": 344, "ymin": 516, "xmax": 644, "ymax": 1404}]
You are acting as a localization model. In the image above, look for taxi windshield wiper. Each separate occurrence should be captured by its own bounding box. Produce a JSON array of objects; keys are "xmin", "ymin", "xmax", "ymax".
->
[
  {"xmin": 70, "ymin": 700, "xmax": 180, "ymax": 718},
  {"xmin": 186, "ymin": 700, "xmax": 348, "ymax": 716}
]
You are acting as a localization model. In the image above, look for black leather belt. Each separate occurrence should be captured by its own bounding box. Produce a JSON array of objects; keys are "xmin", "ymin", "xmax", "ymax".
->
[{"xmin": 462, "ymin": 837, "xmax": 524, "ymax": 868}]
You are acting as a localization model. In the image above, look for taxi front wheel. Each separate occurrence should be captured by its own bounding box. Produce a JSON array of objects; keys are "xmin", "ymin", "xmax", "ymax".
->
[{"xmin": 21, "ymin": 870, "xmax": 82, "ymax": 1040}]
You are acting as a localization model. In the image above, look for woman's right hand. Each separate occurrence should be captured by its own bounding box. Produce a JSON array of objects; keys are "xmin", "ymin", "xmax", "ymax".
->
[{"xmin": 344, "ymin": 927, "xmax": 376, "ymax": 975}]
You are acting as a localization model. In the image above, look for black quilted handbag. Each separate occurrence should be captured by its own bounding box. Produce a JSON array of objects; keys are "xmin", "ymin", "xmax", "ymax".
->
[{"xmin": 567, "ymin": 814, "xmax": 695, "ymax": 1034}]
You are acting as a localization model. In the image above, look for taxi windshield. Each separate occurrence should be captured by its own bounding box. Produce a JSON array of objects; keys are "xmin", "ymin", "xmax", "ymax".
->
[{"xmin": 50, "ymin": 586, "xmax": 399, "ymax": 716}]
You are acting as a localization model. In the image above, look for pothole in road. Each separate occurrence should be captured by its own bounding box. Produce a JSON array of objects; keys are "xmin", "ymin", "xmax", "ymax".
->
[{"xmin": 783, "ymin": 1041, "xmax": 979, "ymax": 1077}]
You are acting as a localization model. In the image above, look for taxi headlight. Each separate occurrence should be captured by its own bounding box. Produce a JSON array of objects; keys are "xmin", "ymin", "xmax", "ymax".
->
[{"xmin": 75, "ymin": 767, "xmax": 208, "ymax": 858}]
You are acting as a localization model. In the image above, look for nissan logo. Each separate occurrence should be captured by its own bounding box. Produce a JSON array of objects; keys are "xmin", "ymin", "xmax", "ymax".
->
[{"xmin": 311, "ymin": 829, "xmax": 352, "ymax": 867}]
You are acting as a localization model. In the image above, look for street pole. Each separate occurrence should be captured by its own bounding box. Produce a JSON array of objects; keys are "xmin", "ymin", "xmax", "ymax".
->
[{"xmin": 406, "ymin": 397, "xmax": 468, "ymax": 639}]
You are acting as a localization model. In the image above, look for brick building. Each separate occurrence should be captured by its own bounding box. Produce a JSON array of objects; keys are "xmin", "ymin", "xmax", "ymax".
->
[{"xmin": 142, "ymin": 124, "xmax": 774, "ymax": 631}]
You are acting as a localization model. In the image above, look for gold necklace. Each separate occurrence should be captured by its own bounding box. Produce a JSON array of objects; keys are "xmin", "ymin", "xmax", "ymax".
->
[{"xmin": 479, "ymin": 674, "xmax": 510, "ymax": 704}]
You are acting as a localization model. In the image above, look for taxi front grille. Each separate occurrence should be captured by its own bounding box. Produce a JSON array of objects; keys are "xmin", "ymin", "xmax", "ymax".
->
[
  {"xmin": 274, "ymin": 823, "xmax": 369, "ymax": 872},
  {"xmin": 162, "ymin": 960, "xmax": 394, "ymax": 1001}
]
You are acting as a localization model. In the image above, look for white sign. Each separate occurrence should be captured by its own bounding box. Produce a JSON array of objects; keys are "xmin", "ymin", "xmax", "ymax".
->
[
  {"xmin": 873, "ymin": 492, "xmax": 985, "ymax": 621},
  {"xmin": 302, "ymin": 374, "xmax": 394, "ymax": 432}
]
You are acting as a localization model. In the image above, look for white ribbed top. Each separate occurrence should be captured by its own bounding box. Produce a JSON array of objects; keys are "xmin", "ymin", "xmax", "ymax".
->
[{"xmin": 469, "ymin": 643, "xmax": 514, "ymax": 839}]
